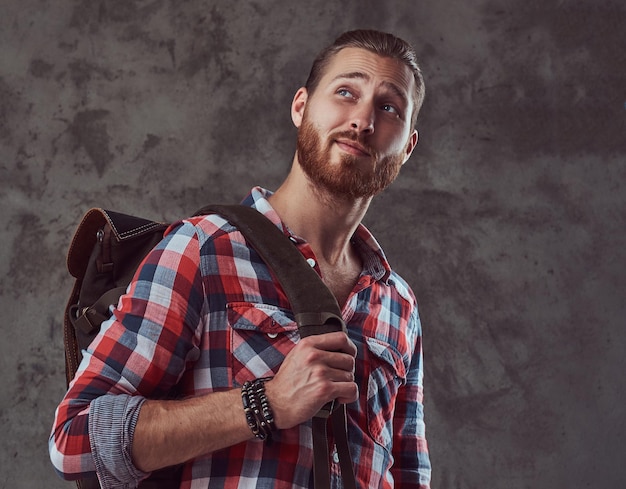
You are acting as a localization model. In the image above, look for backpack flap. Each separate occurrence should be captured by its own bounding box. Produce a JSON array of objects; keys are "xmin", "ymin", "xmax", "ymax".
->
[
  {"xmin": 64, "ymin": 208, "xmax": 168, "ymax": 382},
  {"xmin": 67, "ymin": 208, "xmax": 168, "ymax": 281}
]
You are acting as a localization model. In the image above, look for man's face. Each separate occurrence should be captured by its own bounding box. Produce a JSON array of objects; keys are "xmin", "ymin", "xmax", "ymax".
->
[{"xmin": 293, "ymin": 47, "xmax": 418, "ymax": 199}]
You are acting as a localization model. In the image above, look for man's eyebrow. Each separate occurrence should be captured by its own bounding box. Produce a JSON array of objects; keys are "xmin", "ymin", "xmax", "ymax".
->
[
  {"xmin": 331, "ymin": 71, "xmax": 370, "ymax": 83},
  {"xmin": 330, "ymin": 72, "xmax": 409, "ymax": 107}
]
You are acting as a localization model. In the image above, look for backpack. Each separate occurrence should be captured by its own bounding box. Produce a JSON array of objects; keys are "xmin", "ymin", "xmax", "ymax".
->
[{"xmin": 63, "ymin": 205, "xmax": 356, "ymax": 489}]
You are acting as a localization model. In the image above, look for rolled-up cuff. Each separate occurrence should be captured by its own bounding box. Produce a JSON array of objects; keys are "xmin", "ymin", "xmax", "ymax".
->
[{"xmin": 89, "ymin": 394, "xmax": 150, "ymax": 488}]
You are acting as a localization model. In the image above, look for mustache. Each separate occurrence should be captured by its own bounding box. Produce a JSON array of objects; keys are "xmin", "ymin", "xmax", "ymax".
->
[{"xmin": 329, "ymin": 130, "xmax": 377, "ymax": 158}]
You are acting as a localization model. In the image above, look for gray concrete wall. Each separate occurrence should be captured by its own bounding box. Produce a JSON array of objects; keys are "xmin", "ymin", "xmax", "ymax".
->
[{"xmin": 1, "ymin": 0, "xmax": 624, "ymax": 487}]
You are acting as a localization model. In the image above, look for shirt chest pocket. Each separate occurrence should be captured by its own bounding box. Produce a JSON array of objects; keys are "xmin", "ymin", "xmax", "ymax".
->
[
  {"xmin": 227, "ymin": 302, "xmax": 299, "ymax": 386},
  {"xmin": 365, "ymin": 337, "xmax": 407, "ymax": 451}
]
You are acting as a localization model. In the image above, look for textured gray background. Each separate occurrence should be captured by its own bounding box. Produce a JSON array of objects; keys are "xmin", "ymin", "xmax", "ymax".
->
[{"xmin": 1, "ymin": 0, "xmax": 625, "ymax": 488}]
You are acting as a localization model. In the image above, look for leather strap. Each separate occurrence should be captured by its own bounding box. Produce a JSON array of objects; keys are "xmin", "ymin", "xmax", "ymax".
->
[
  {"xmin": 195, "ymin": 205, "xmax": 356, "ymax": 489},
  {"xmin": 312, "ymin": 414, "xmax": 331, "ymax": 489},
  {"xmin": 195, "ymin": 205, "xmax": 345, "ymax": 332},
  {"xmin": 71, "ymin": 286, "xmax": 127, "ymax": 335},
  {"xmin": 331, "ymin": 406, "xmax": 357, "ymax": 489}
]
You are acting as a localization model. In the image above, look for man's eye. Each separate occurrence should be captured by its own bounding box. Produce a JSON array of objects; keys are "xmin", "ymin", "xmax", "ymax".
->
[
  {"xmin": 381, "ymin": 104, "xmax": 399, "ymax": 114},
  {"xmin": 337, "ymin": 88, "xmax": 353, "ymax": 98}
]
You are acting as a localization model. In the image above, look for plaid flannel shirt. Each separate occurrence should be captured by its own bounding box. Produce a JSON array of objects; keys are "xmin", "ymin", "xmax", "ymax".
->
[{"xmin": 50, "ymin": 187, "xmax": 431, "ymax": 488}]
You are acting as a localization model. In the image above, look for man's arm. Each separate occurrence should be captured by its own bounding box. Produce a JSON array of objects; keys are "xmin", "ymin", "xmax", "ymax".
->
[
  {"xmin": 50, "ymin": 220, "xmax": 208, "ymax": 483},
  {"xmin": 390, "ymin": 308, "xmax": 431, "ymax": 488},
  {"xmin": 131, "ymin": 389, "xmax": 251, "ymax": 472},
  {"xmin": 50, "ymin": 330, "xmax": 356, "ymax": 484},
  {"xmin": 50, "ymin": 218, "xmax": 358, "ymax": 483},
  {"xmin": 132, "ymin": 331, "xmax": 357, "ymax": 472}
]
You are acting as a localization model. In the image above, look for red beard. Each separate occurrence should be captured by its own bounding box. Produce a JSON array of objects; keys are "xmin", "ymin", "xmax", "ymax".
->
[{"xmin": 296, "ymin": 117, "xmax": 405, "ymax": 199}]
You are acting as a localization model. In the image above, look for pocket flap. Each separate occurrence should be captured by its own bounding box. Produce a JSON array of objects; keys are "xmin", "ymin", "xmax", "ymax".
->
[
  {"xmin": 366, "ymin": 337, "xmax": 407, "ymax": 381},
  {"xmin": 227, "ymin": 302, "xmax": 297, "ymax": 334}
]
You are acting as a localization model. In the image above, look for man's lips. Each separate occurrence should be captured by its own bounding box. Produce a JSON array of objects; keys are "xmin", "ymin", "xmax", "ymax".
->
[{"xmin": 335, "ymin": 139, "xmax": 371, "ymax": 157}]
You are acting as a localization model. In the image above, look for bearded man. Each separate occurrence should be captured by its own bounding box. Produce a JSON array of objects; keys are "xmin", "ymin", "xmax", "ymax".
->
[{"xmin": 50, "ymin": 29, "xmax": 431, "ymax": 489}]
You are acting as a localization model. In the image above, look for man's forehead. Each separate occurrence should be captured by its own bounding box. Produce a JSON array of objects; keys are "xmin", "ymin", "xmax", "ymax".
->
[{"xmin": 320, "ymin": 47, "xmax": 415, "ymax": 101}]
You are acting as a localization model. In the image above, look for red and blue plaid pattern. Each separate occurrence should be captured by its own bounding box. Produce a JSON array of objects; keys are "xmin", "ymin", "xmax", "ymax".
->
[{"xmin": 50, "ymin": 187, "xmax": 430, "ymax": 488}]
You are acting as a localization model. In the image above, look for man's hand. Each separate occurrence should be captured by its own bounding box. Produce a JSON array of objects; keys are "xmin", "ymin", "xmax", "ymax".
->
[{"xmin": 264, "ymin": 331, "xmax": 358, "ymax": 430}]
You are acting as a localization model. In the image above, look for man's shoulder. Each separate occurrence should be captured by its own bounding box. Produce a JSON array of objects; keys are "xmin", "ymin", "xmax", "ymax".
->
[
  {"xmin": 174, "ymin": 187, "xmax": 276, "ymax": 241},
  {"xmin": 163, "ymin": 213, "xmax": 246, "ymax": 249}
]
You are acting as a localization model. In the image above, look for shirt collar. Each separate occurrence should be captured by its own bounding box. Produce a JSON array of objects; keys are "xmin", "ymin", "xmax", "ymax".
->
[{"xmin": 240, "ymin": 186, "xmax": 287, "ymax": 233}]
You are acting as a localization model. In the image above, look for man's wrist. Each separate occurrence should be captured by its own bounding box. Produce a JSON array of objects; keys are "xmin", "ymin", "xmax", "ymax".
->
[{"xmin": 241, "ymin": 378, "xmax": 277, "ymax": 442}]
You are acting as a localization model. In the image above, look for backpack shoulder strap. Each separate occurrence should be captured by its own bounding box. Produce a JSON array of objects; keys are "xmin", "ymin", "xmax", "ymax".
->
[
  {"xmin": 195, "ymin": 204, "xmax": 345, "ymax": 336},
  {"xmin": 194, "ymin": 204, "xmax": 356, "ymax": 489}
]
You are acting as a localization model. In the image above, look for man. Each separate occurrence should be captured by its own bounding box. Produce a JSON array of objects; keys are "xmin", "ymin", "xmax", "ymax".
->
[{"xmin": 50, "ymin": 29, "xmax": 431, "ymax": 488}]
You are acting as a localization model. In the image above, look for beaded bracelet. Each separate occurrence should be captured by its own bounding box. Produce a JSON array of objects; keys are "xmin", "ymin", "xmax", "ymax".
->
[{"xmin": 241, "ymin": 377, "xmax": 276, "ymax": 442}]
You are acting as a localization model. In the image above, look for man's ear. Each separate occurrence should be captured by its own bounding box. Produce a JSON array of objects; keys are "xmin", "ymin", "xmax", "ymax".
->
[
  {"xmin": 291, "ymin": 87, "xmax": 308, "ymax": 128},
  {"xmin": 402, "ymin": 129, "xmax": 419, "ymax": 164}
]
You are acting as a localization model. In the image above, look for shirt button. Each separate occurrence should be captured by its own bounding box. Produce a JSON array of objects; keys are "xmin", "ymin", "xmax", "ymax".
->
[
  {"xmin": 289, "ymin": 236, "xmax": 298, "ymax": 243},
  {"xmin": 332, "ymin": 451, "xmax": 340, "ymax": 464},
  {"xmin": 267, "ymin": 332, "xmax": 278, "ymax": 339},
  {"xmin": 306, "ymin": 258, "xmax": 316, "ymax": 267}
]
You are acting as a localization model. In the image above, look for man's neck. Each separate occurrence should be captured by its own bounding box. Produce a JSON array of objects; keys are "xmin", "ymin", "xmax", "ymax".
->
[{"xmin": 268, "ymin": 159, "xmax": 371, "ymax": 267}]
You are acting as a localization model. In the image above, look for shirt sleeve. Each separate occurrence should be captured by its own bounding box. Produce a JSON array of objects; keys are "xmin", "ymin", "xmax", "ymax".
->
[
  {"xmin": 390, "ymin": 307, "xmax": 432, "ymax": 488},
  {"xmin": 49, "ymin": 220, "xmax": 205, "ymax": 487}
]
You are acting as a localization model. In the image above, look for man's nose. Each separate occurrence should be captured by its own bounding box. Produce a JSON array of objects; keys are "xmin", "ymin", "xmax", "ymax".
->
[{"xmin": 350, "ymin": 104, "xmax": 375, "ymax": 135}]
